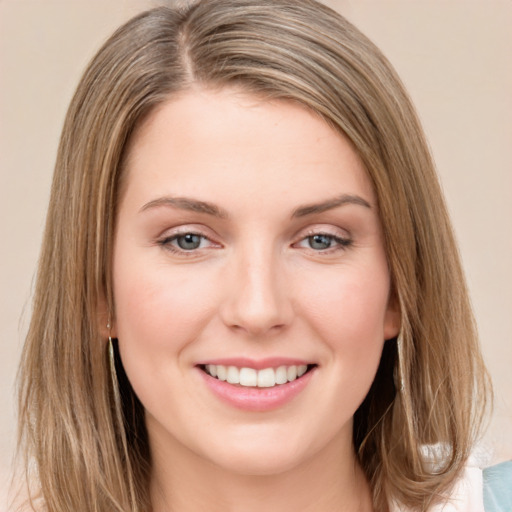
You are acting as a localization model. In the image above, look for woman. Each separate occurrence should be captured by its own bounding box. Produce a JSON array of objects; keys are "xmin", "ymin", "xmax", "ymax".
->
[{"xmin": 16, "ymin": 1, "xmax": 508, "ymax": 511}]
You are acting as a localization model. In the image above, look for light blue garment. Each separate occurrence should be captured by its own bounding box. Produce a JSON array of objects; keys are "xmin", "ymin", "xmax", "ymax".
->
[{"xmin": 483, "ymin": 461, "xmax": 512, "ymax": 512}]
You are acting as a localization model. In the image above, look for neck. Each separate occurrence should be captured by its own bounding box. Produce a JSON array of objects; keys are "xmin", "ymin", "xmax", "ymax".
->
[{"xmin": 148, "ymin": 429, "xmax": 373, "ymax": 512}]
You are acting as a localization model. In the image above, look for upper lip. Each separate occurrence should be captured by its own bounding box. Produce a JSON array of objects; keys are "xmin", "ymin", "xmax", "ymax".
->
[{"xmin": 195, "ymin": 357, "xmax": 315, "ymax": 370}]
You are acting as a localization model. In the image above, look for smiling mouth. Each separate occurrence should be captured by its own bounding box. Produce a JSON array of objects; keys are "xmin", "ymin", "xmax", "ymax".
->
[{"xmin": 199, "ymin": 364, "xmax": 317, "ymax": 388}]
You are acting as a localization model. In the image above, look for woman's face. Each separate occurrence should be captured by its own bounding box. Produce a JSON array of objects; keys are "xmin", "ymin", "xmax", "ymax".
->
[{"xmin": 112, "ymin": 88, "xmax": 400, "ymax": 476}]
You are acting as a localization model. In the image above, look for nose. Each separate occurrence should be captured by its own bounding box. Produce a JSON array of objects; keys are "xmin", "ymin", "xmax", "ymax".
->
[{"xmin": 220, "ymin": 245, "xmax": 293, "ymax": 337}]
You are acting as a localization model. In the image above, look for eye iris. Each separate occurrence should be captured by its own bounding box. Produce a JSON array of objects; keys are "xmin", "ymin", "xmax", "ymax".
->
[
  {"xmin": 177, "ymin": 234, "xmax": 201, "ymax": 250},
  {"xmin": 309, "ymin": 234, "xmax": 332, "ymax": 250}
]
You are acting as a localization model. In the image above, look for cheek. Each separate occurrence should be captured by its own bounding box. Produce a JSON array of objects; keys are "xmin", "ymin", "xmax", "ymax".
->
[
  {"xmin": 303, "ymin": 264, "xmax": 390, "ymax": 340},
  {"xmin": 111, "ymin": 255, "xmax": 222, "ymax": 418},
  {"xmin": 112, "ymin": 251, "xmax": 219, "ymax": 360},
  {"xmin": 298, "ymin": 262, "xmax": 390, "ymax": 381}
]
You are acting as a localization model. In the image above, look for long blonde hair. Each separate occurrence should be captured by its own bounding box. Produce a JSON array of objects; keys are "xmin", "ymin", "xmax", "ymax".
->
[{"xmin": 18, "ymin": 1, "xmax": 490, "ymax": 510}]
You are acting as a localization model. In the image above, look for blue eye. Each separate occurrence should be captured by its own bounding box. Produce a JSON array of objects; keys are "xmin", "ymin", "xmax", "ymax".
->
[
  {"xmin": 174, "ymin": 233, "xmax": 203, "ymax": 250},
  {"xmin": 295, "ymin": 232, "xmax": 352, "ymax": 252},
  {"xmin": 159, "ymin": 232, "xmax": 211, "ymax": 252},
  {"xmin": 308, "ymin": 234, "xmax": 335, "ymax": 250}
]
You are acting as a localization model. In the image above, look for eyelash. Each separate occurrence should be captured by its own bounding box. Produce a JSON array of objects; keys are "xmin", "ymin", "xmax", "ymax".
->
[
  {"xmin": 157, "ymin": 231, "xmax": 217, "ymax": 255},
  {"xmin": 157, "ymin": 229, "xmax": 352, "ymax": 255},
  {"xmin": 294, "ymin": 231, "xmax": 352, "ymax": 254}
]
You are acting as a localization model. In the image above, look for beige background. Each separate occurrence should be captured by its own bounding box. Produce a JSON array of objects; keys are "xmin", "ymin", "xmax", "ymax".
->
[{"xmin": 1, "ymin": 0, "xmax": 511, "ymax": 505}]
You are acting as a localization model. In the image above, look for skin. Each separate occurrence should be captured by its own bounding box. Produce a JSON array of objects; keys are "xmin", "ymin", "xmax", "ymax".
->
[{"xmin": 111, "ymin": 87, "xmax": 400, "ymax": 512}]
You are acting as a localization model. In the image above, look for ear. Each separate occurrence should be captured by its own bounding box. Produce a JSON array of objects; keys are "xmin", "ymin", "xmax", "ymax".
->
[
  {"xmin": 383, "ymin": 292, "xmax": 401, "ymax": 340},
  {"xmin": 97, "ymin": 293, "xmax": 118, "ymax": 339}
]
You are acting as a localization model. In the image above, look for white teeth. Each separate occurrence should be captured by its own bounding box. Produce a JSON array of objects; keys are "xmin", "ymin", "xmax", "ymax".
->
[
  {"xmin": 275, "ymin": 366, "xmax": 288, "ymax": 385},
  {"xmin": 239, "ymin": 367, "xmax": 257, "ymax": 386},
  {"xmin": 216, "ymin": 365, "xmax": 227, "ymax": 381},
  {"xmin": 204, "ymin": 364, "xmax": 311, "ymax": 387},
  {"xmin": 226, "ymin": 366, "xmax": 239, "ymax": 384},
  {"xmin": 257, "ymin": 368, "xmax": 275, "ymax": 388},
  {"xmin": 287, "ymin": 366, "xmax": 297, "ymax": 381}
]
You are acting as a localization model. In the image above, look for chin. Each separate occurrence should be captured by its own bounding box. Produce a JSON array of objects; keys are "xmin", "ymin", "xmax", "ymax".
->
[
  {"xmin": 195, "ymin": 425, "xmax": 323, "ymax": 477},
  {"xmin": 208, "ymin": 447, "xmax": 306, "ymax": 477}
]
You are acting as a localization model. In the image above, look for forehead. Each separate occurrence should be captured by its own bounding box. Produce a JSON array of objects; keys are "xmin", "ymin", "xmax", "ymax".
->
[{"xmin": 121, "ymin": 87, "xmax": 375, "ymax": 210}]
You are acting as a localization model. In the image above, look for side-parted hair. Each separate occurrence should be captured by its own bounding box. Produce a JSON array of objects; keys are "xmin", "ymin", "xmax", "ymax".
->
[{"xmin": 17, "ymin": 1, "xmax": 490, "ymax": 511}]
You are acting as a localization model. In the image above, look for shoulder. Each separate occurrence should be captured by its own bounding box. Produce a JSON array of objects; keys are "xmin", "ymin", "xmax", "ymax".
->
[
  {"xmin": 389, "ymin": 447, "xmax": 511, "ymax": 512},
  {"xmin": 423, "ymin": 459, "xmax": 512, "ymax": 512},
  {"xmin": 483, "ymin": 461, "xmax": 512, "ymax": 512},
  {"xmin": 427, "ymin": 458, "xmax": 512, "ymax": 512}
]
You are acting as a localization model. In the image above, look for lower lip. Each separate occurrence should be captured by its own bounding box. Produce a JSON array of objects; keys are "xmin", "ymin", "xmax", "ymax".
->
[{"xmin": 197, "ymin": 367, "xmax": 315, "ymax": 412}]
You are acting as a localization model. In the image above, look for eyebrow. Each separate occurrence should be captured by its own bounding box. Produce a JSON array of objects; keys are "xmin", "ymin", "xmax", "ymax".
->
[
  {"xmin": 139, "ymin": 196, "xmax": 229, "ymax": 218},
  {"xmin": 139, "ymin": 193, "xmax": 371, "ymax": 219},
  {"xmin": 292, "ymin": 194, "xmax": 372, "ymax": 218}
]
